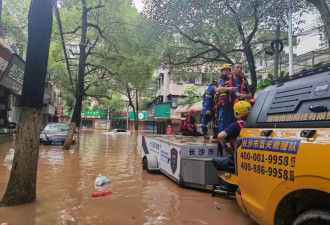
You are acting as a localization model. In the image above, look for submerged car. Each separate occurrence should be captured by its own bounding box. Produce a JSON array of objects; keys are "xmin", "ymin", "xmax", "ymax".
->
[
  {"xmin": 107, "ymin": 129, "xmax": 130, "ymax": 134},
  {"xmin": 40, "ymin": 123, "xmax": 75, "ymax": 145}
]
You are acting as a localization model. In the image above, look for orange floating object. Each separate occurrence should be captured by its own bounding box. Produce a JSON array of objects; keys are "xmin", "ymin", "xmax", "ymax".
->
[{"xmin": 91, "ymin": 191, "xmax": 112, "ymax": 197}]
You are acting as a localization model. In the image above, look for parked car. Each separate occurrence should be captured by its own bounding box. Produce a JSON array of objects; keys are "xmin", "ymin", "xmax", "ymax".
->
[
  {"xmin": 40, "ymin": 123, "xmax": 75, "ymax": 145},
  {"xmin": 107, "ymin": 129, "xmax": 130, "ymax": 134}
]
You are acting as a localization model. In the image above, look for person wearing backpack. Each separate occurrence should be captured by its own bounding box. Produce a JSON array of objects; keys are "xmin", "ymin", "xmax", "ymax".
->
[{"xmin": 179, "ymin": 109, "xmax": 203, "ymax": 136}]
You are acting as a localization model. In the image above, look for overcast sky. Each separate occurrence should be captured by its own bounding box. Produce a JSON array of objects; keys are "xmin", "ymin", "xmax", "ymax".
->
[{"xmin": 133, "ymin": 0, "xmax": 144, "ymax": 12}]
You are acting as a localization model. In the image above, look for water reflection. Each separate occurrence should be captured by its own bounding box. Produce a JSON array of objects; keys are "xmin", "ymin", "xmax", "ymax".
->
[{"xmin": 0, "ymin": 131, "xmax": 256, "ymax": 225}]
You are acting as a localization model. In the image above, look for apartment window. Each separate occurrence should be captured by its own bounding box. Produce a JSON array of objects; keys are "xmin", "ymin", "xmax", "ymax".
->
[
  {"xmin": 171, "ymin": 96, "xmax": 179, "ymax": 108},
  {"xmin": 158, "ymin": 73, "xmax": 164, "ymax": 88},
  {"xmin": 188, "ymin": 77, "xmax": 194, "ymax": 84}
]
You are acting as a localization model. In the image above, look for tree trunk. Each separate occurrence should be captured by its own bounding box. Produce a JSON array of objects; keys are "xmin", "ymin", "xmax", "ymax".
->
[
  {"xmin": 63, "ymin": 0, "xmax": 88, "ymax": 150},
  {"xmin": 306, "ymin": 0, "xmax": 330, "ymax": 50},
  {"xmin": 0, "ymin": 108, "xmax": 42, "ymax": 206},
  {"xmin": 135, "ymin": 89, "xmax": 139, "ymax": 130},
  {"xmin": 243, "ymin": 43, "xmax": 257, "ymax": 95},
  {"xmin": 54, "ymin": 0, "xmax": 75, "ymax": 92},
  {"xmin": 0, "ymin": 0, "xmax": 53, "ymax": 206}
]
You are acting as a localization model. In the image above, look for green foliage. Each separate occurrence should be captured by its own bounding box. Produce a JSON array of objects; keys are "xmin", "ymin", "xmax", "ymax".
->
[
  {"xmin": 2, "ymin": 0, "xmax": 30, "ymax": 52},
  {"xmin": 178, "ymin": 86, "xmax": 202, "ymax": 105},
  {"xmin": 98, "ymin": 93, "xmax": 125, "ymax": 118},
  {"xmin": 257, "ymin": 71, "xmax": 289, "ymax": 90}
]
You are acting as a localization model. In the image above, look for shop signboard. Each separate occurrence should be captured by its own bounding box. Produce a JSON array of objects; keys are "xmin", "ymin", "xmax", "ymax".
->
[
  {"xmin": 0, "ymin": 43, "xmax": 12, "ymax": 80},
  {"xmin": 129, "ymin": 112, "xmax": 147, "ymax": 121},
  {"xmin": 0, "ymin": 54, "xmax": 25, "ymax": 95}
]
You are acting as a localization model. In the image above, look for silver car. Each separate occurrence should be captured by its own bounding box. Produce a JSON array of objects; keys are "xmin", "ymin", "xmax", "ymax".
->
[{"xmin": 40, "ymin": 123, "xmax": 75, "ymax": 145}]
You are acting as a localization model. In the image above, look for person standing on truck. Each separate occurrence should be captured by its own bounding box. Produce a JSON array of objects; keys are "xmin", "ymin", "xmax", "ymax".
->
[
  {"xmin": 213, "ymin": 63, "xmax": 253, "ymax": 133},
  {"xmin": 200, "ymin": 64, "xmax": 231, "ymax": 140},
  {"xmin": 179, "ymin": 109, "xmax": 203, "ymax": 136}
]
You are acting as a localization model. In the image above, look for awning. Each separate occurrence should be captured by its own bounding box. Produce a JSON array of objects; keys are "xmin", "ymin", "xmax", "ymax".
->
[{"xmin": 174, "ymin": 101, "xmax": 203, "ymax": 113}]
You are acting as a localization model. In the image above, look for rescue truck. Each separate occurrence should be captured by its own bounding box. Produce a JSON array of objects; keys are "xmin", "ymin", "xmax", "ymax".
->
[{"xmin": 219, "ymin": 67, "xmax": 330, "ymax": 225}]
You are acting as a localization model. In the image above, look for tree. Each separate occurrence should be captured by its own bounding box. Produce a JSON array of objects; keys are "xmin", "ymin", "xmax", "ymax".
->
[
  {"xmin": 143, "ymin": 0, "xmax": 308, "ymax": 94},
  {"xmin": 1, "ymin": 0, "xmax": 29, "ymax": 52},
  {"xmin": 0, "ymin": 0, "xmax": 53, "ymax": 206},
  {"xmin": 306, "ymin": 0, "xmax": 330, "ymax": 50},
  {"xmin": 55, "ymin": 0, "xmax": 119, "ymax": 149},
  {"xmin": 178, "ymin": 86, "xmax": 203, "ymax": 105}
]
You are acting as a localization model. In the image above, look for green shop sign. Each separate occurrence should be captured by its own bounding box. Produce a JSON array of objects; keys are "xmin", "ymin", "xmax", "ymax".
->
[
  {"xmin": 129, "ymin": 112, "xmax": 146, "ymax": 121},
  {"xmin": 65, "ymin": 110, "xmax": 108, "ymax": 119}
]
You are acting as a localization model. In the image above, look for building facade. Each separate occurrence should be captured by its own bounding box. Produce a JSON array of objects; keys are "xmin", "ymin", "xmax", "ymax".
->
[{"xmin": 147, "ymin": 68, "xmax": 213, "ymax": 134}]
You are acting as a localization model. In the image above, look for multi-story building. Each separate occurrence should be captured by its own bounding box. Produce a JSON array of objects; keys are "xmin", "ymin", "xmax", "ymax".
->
[
  {"xmin": 42, "ymin": 79, "xmax": 61, "ymax": 127},
  {"xmin": 147, "ymin": 67, "xmax": 217, "ymax": 134}
]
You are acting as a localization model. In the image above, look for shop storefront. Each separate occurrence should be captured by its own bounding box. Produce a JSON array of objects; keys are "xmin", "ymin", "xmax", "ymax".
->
[
  {"xmin": 112, "ymin": 113, "xmax": 127, "ymax": 129},
  {"xmin": 0, "ymin": 41, "xmax": 25, "ymax": 133},
  {"xmin": 146, "ymin": 102, "xmax": 171, "ymax": 134},
  {"xmin": 128, "ymin": 112, "xmax": 147, "ymax": 130},
  {"xmin": 63, "ymin": 109, "xmax": 108, "ymax": 129}
]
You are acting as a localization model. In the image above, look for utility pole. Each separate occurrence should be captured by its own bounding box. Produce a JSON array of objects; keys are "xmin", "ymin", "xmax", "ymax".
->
[
  {"xmin": 288, "ymin": 0, "xmax": 294, "ymax": 75},
  {"xmin": 107, "ymin": 106, "xmax": 110, "ymax": 131},
  {"xmin": 0, "ymin": 0, "xmax": 3, "ymax": 37},
  {"xmin": 274, "ymin": 23, "xmax": 281, "ymax": 80}
]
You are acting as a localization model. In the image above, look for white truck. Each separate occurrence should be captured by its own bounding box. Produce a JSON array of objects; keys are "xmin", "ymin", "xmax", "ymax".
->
[{"xmin": 141, "ymin": 135, "xmax": 231, "ymax": 190}]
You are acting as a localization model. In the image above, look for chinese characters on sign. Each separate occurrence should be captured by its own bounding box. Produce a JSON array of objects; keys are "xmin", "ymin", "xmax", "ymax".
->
[
  {"xmin": 0, "ymin": 54, "xmax": 25, "ymax": 95},
  {"xmin": 267, "ymin": 112, "xmax": 330, "ymax": 122},
  {"xmin": 241, "ymin": 138, "xmax": 300, "ymax": 155},
  {"xmin": 189, "ymin": 148, "xmax": 216, "ymax": 156}
]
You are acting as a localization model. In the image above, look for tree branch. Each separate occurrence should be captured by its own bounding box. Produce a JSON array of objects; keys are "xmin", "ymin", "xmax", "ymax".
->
[
  {"xmin": 87, "ymin": 23, "xmax": 109, "ymax": 41},
  {"xmin": 86, "ymin": 4, "xmax": 105, "ymax": 13},
  {"xmin": 86, "ymin": 37, "xmax": 99, "ymax": 57},
  {"xmin": 61, "ymin": 26, "xmax": 82, "ymax": 35},
  {"xmin": 246, "ymin": 1, "xmax": 260, "ymax": 44},
  {"xmin": 54, "ymin": 0, "xmax": 75, "ymax": 93}
]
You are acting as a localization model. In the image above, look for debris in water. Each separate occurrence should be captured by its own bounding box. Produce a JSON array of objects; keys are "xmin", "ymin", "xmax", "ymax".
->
[
  {"xmin": 94, "ymin": 174, "xmax": 110, "ymax": 186},
  {"xmin": 4, "ymin": 148, "xmax": 14, "ymax": 163},
  {"xmin": 91, "ymin": 190, "xmax": 112, "ymax": 197},
  {"xmin": 214, "ymin": 206, "xmax": 220, "ymax": 211}
]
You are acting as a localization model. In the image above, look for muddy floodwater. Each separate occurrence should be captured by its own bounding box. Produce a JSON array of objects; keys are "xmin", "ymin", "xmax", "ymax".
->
[{"xmin": 0, "ymin": 131, "xmax": 257, "ymax": 225}]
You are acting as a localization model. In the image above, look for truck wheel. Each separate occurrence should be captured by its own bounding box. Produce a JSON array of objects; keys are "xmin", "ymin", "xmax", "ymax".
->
[
  {"xmin": 142, "ymin": 157, "xmax": 149, "ymax": 172},
  {"xmin": 293, "ymin": 209, "xmax": 330, "ymax": 225}
]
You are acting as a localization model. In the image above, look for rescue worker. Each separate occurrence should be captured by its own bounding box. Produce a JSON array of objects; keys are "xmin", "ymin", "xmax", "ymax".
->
[
  {"xmin": 179, "ymin": 109, "xmax": 203, "ymax": 136},
  {"xmin": 212, "ymin": 101, "xmax": 252, "ymax": 192},
  {"xmin": 217, "ymin": 101, "xmax": 252, "ymax": 157},
  {"xmin": 200, "ymin": 64, "xmax": 231, "ymax": 140},
  {"xmin": 213, "ymin": 63, "xmax": 253, "ymax": 133}
]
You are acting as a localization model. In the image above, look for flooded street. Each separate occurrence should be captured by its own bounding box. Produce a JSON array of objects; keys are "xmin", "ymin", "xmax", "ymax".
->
[{"xmin": 0, "ymin": 131, "xmax": 256, "ymax": 225}]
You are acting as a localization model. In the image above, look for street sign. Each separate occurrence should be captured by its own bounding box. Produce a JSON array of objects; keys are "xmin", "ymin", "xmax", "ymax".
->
[{"xmin": 0, "ymin": 54, "xmax": 25, "ymax": 95}]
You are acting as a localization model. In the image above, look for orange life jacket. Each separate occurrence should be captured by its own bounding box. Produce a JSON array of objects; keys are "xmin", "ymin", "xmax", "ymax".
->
[{"xmin": 214, "ymin": 74, "xmax": 248, "ymax": 119}]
